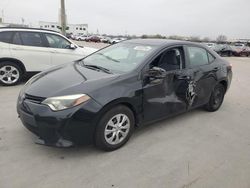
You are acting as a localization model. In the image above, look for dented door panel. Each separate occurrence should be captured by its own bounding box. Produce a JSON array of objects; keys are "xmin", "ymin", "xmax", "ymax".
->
[{"xmin": 142, "ymin": 71, "xmax": 187, "ymax": 122}]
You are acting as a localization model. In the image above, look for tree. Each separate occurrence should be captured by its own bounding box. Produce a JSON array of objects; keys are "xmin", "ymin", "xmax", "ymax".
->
[
  {"xmin": 168, "ymin": 35, "xmax": 184, "ymax": 40},
  {"xmin": 202, "ymin": 37, "xmax": 211, "ymax": 42},
  {"xmin": 189, "ymin": 36, "xmax": 201, "ymax": 42},
  {"xmin": 216, "ymin": 35, "xmax": 227, "ymax": 43},
  {"xmin": 141, "ymin": 34, "xmax": 148, "ymax": 39}
]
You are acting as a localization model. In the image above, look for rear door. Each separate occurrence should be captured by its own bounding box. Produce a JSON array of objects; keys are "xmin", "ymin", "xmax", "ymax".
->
[
  {"xmin": 184, "ymin": 45, "xmax": 218, "ymax": 108},
  {"xmin": 10, "ymin": 31, "xmax": 52, "ymax": 71}
]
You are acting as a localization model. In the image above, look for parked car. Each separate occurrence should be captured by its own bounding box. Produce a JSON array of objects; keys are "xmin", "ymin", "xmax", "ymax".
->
[
  {"xmin": 214, "ymin": 44, "xmax": 235, "ymax": 57},
  {"xmin": 85, "ymin": 36, "xmax": 101, "ymax": 43},
  {"xmin": 75, "ymin": 35, "xmax": 88, "ymax": 41},
  {"xmin": 0, "ymin": 27, "xmax": 97, "ymax": 86},
  {"xmin": 233, "ymin": 43, "xmax": 249, "ymax": 56},
  {"xmin": 100, "ymin": 36, "xmax": 111, "ymax": 43},
  {"xmin": 17, "ymin": 39, "xmax": 232, "ymax": 151},
  {"xmin": 110, "ymin": 37, "xmax": 127, "ymax": 44},
  {"xmin": 212, "ymin": 44, "xmax": 224, "ymax": 54},
  {"xmin": 70, "ymin": 34, "xmax": 80, "ymax": 40},
  {"xmin": 66, "ymin": 33, "xmax": 73, "ymax": 39},
  {"xmin": 204, "ymin": 43, "xmax": 216, "ymax": 49}
]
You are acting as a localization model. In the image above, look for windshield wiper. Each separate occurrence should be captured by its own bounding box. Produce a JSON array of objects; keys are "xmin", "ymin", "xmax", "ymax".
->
[
  {"xmin": 81, "ymin": 62, "xmax": 112, "ymax": 74},
  {"xmin": 96, "ymin": 53, "xmax": 120, "ymax": 63}
]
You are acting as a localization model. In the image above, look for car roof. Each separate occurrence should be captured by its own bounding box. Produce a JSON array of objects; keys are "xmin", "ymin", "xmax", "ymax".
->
[
  {"xmin": 125, "ymin": 38, "xmax": 200, "ymax": 47},
  {"xmin": 124, "ymin": 39, "xmax": 220, "ymax": 58},
  {"xmin": 0, "ymin": 27, "xmax": 60, "ymax": 35}
]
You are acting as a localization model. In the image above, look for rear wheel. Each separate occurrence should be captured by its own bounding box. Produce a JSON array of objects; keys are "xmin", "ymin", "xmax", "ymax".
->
[
  {"xmin": 205, "ymin": 83, "xmax": 225, "ymax": 112},
  {"xmin": 0, "ymin": 62, "xmax": 22, "ymax": 86},
  {"xmin": 95, "ymin": 105, "xmax": 135, "ymax": 151}
]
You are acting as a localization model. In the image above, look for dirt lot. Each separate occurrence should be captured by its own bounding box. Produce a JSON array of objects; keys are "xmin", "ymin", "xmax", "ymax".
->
[{"xmin": 0, "ymin": 52, "xmax": 250, "ymax": 187}]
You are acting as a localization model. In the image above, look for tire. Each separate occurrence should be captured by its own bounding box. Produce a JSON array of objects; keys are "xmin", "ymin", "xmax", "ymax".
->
[
  {"xmin": 205, "ymin": 83, "xmax": 225, "ymax": 112},
  {"xmin": 0, "ymin": 62, "xmax": 22, "ymax": 86},
  {"xmin": 95, "ymin": 105, "xmax": 135, "ymax": 151}
]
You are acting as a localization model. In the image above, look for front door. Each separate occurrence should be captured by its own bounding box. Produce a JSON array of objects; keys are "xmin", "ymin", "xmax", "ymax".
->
[
  {"xmin": 142, "ymin": 47, "xmax": 188, "ymax": 122},
  {"xmin": 43, "ymin": 33, "xmax": 84, "ymax": 66}
]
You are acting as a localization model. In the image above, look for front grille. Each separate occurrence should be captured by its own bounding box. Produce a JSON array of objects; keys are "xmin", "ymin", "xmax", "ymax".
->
[{"xmin": 25, "ymin": 94, "xmax": 46, "ymax": 104}]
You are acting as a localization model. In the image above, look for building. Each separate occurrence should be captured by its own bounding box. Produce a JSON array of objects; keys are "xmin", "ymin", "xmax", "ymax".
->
[
  {"xmin": 0, "ymin": 18, "xmax": 29, "ymax": 28},
  {"xmin": 39, "ymin": 21, "xmax": 88, "ymax": 35}
]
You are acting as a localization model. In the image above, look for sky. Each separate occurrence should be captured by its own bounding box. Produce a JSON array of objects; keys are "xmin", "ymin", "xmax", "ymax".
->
[{"xmin": 0, "ymin": 0, "xmax": 250, "ymax": 39}]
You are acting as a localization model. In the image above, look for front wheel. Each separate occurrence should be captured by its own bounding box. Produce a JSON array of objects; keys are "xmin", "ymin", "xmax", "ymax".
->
[
  {"xmin": 0, "ymin": 62, "xmax": 22, "ymax": 86},
  {"xmin": 95, "ymin": 105, "xmax": 135, "ymax": 151},
  {"xmin": 205, "ymin": 83, "xmax": 225, "ymax": 112}
]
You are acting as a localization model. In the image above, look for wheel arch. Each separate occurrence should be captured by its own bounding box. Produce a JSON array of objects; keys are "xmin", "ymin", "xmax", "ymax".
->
[
  {"xmin": 94, "ymin": 98, "xmax": 141, "ymax": 128},
  {"xmin": 0, "ymin": 58, "xmax": 26, "ymax": 74},
  {"xmin": 218, "ymin": 79, "xmax": 228, "ymax": 91}
]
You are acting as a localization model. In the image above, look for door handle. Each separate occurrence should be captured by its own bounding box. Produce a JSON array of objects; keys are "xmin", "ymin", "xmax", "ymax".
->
[{"xmin": 176, "ymin": 75, "xmax": 191, "ymax": 80}]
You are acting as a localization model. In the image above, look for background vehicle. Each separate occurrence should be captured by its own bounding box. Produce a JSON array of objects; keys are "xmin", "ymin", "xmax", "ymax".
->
[
  {"xmin": 233, "ymin": 43, "xmax": 249, "ymax": 56},
  {"xmin": 100, "ymin": 36, "xmax": 111, "ymax": 43},
  {"xmin": 215, "ymin": 44, "xmax": 235, "ymax": 57},
  {"xmin": 204, "ymin": 43, "xmax": 216, "ymax": 49},
  {"xmin": 85, "ymin": 35, "xmax": 101, "ymax": 43},
  {"xmin": 17, "ymin": 39, "xmax": 232, "ymax": 151},
  {"xmin": 110, "ymin": 37, "xmax": 127, "ymax": 44},
  {"xmin": 0, "ymin": 27, "xmax": 97, "ymax": 86},
  {"xmin": 74, "ymin": 35, "xmax": 88, "ymax": 41}
]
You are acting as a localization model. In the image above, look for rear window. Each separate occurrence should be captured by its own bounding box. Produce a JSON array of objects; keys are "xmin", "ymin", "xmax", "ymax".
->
[
  {"xmin": 0, "ymin": 31, "xmax": 13, "ymax": 43},
  {"xmin": 187, "ymin": 47, "xmax": 209, "ymax": 67},
  {"xmin": 19, "ymin": 32, "xmax": 44, "ymax": 47}
]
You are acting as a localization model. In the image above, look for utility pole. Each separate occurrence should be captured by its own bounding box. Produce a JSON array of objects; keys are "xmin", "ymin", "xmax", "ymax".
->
[{"xmin": 60, "ymin": 0, "xmax": 67, "ymax": 36}]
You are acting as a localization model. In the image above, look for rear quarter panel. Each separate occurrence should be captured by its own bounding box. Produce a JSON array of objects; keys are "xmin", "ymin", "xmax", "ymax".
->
[{"xmin": 0, "ymin": 42, "xmax": 11, "ymax": 58}]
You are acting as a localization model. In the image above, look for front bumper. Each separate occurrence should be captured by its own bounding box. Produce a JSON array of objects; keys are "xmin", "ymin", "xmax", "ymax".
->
[{"xmin": 17, "ymin": 95, "xmax": 102, "ymax": 147}]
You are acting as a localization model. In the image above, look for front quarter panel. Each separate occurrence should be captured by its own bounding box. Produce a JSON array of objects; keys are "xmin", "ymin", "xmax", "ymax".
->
[{"xmin": 89, "ymin": 73, "xmax": 143, "ymax": 120}]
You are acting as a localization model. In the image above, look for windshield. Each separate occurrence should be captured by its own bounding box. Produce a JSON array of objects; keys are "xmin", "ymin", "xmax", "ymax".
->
[{"xmin": 81, "ymin": 42, "xmax": 156, "ymax": 73}]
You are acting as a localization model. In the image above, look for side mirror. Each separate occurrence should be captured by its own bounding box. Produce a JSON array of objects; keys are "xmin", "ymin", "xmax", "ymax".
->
[
  {"xmin": 147, "ymin": 67, "xmax": 167, "ymax": 79},
  {"xmin": 69, "ymin": 43, "xmax": 77, "ymax": 49}
]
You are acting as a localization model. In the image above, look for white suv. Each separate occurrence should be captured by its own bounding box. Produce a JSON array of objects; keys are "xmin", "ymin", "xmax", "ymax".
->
[{"xmin": 0, "ymin": 28, "xmax": 97, "ymax": 86}]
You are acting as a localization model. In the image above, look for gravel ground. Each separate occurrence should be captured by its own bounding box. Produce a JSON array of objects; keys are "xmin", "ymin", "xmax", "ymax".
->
[{"xmin": 0, "ymin": 56, "xmax": 250, "ymax": 188}]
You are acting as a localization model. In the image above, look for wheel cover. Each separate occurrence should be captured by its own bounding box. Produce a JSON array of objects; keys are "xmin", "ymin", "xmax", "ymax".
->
[
  {"xmin": 0, "ymin": 66, "xmax": 20, "ymax": 84},
  {"xmin": 104, "ymin": 114, "xmax": 130, "ymax": 145}
]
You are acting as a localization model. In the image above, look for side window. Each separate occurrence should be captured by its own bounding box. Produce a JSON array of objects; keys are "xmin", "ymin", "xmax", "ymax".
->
[
  {"xmin": 45, "ymin": 34, "xmax": 71, "ymax": 49},
  {"xmin": 12, "ymin": 32, "xmax": 22, "ymax": 45},
  {"xmin": 150, "ymin": 47, "xmax": 184, "ymax": 71},
  {"xmin": 0, "ymin": 31, "xmax": 13, "ymax": 43},
  {"xmin": 19, "ymin": 32, "xmax": 44, "ymax": 47},
  {"xmin": 187, "ymin": 47, "xmax": 209, "ymax": 67},
  {"xmin": 208, "ymin": 52, "xmax": 215, "ymax": 63}
]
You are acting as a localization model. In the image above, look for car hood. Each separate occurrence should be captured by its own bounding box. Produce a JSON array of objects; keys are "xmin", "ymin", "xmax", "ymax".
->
[{"xmin": 24, "ymin": 62, "xmax": 120, "ymax": 98}]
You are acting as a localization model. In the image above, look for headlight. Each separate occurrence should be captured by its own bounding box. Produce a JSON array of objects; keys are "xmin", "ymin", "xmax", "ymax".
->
[{"xmin": 42, "ymin": 94, "xmax": 90, "ymax": 111}]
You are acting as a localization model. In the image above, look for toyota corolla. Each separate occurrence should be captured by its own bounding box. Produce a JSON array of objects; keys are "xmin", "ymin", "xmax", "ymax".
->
[{"xmin": 17, "ymin": 39, "xmax": 232, "ymax": 151}]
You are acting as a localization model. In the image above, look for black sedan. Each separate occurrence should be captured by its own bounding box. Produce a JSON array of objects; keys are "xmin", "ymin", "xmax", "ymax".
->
[{"xmin": 17, "ymin": 39, "xmax": 232, "ymax": 151}]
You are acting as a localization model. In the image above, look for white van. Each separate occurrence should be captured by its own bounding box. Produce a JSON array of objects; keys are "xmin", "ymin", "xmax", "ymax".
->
[{"xmin": 0, "ymin": 28, "xmax": 97, "ymax": 86}]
